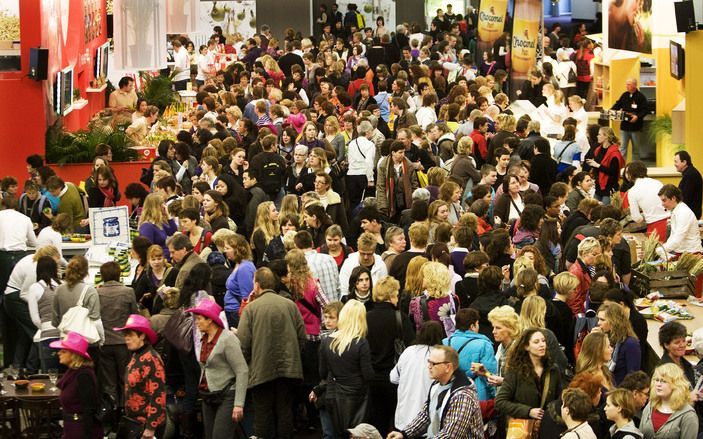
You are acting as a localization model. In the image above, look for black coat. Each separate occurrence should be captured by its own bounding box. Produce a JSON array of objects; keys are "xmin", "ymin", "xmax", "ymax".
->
[
  {"xmin": 679, "ymin": 165, "xmax": 703, "ymax": 219},
  {"xmin": 529, "ymin": 153, "xmax": 558, "ymax": 196},
  {"xmin": 470, "ymin": 290, "xmax": 508, "ymax": 342},
  {"xmin": 365, "ymin": 302, "xmax": 415, "ymax": 382}
]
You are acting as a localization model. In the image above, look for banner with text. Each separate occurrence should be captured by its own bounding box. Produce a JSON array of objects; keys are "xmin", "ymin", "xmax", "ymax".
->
[
  {"xmin": 509, "ymin": 0, "xmax": 543, "ymax": 100},
  {"xmin": 476, "ymin": 0, "xmax": 509, "ymax": 65}
]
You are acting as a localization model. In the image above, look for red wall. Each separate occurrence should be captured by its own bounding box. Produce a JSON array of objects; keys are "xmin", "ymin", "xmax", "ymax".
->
[{"xmin": 0, "ymin": 0, "xmax": 109, "ymax": 182}]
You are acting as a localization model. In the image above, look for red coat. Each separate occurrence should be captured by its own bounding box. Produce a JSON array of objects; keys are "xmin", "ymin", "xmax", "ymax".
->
[{"xmin": 567, "ymin": 259, "xmax": 592, "ymax": 316}]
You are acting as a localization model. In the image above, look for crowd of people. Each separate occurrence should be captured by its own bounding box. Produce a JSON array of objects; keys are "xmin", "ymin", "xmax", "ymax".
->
[{"xmin": 1, "ymin": 4, "xmax": 703, "ymax": 439}]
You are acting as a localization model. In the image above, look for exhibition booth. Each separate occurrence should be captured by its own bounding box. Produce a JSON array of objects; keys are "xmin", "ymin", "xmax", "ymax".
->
[{"xmin": 0, "ymin": 0, "xmax": 698, "ymax": 187}]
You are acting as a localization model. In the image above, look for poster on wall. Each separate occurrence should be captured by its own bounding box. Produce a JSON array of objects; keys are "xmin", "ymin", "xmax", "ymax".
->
[
  {"xmin": 475, "ymin": 0, "xmax": 508, "ymax": 64},
  {"xmin": 336, "ymin": 1, "xmax": 397, "ymax": 34},
  {"xmin": 199, "ymin": 1, "xmax": 257, "ymax": 40},
  {"xmin": 509, "ymin": 0, "xmax": 542, "ymax": 99},
  {"xmin": 607, "ymin": 0, "xmax": 652, "ymax": 54},
  {"xmin": 89, "ymin": 206, "xmax": 131, "ymax": 245},
  {"xmin": 84, "ymin": 0, "xmax": 102, "ymax": 43}
]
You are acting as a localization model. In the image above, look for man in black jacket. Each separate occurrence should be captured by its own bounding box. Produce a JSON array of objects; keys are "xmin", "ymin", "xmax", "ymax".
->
[
  {"xmin": 276, "ymin": 40, "xmax": 304, "ymax": 78},
  {"xmin": 611, "ymin": 78, "xmax": 649, "ymax": 160},
  {"xmin": 674, "ymin": 151, "xmax": 703, "ymax": 218}
]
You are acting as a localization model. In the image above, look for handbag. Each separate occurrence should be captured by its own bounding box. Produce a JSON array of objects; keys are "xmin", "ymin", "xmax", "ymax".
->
[
  {"xmin": 115, "ymin": 416, "xmax": 144, "ymax": 439},
  {"xmin": 162, "ymin": 308, "xmax": 194, "ymax": 354},
  {"xmin": 199, "ymin": 379, "xmax": 235, "ymax": 405},
  {"xmin": 506, "ymin": 371, "xmax": 551, "ymax": 439},
  {"xmin": 58, "ymin": 285, "xmax": 100, "ymax": 344}
]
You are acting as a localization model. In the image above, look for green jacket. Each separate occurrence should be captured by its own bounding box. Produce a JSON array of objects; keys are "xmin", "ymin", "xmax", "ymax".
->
[
  {"xmin": 59, "ymin": 183, "xmax": 85, "ymax": 228},
  {"xmin": 237, "ymin": 290, "xmax": 306, "ymax": 388},
  {"xmin": 495, "ymin": 363, "xmax": 562, "ymax": 419}
]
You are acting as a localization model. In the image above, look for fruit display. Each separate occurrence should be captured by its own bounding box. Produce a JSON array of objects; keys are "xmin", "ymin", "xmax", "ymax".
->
[
  {"xmin": 96, "ymin": 245, "xmax": 132, "ymax": 285},
  {"xmin": 62, "ymin": 234, "xmax": 92, "ymax": 243},
  {"xmin": 635, "ymin": 297, "xmax": 694, "ymax": 321}
]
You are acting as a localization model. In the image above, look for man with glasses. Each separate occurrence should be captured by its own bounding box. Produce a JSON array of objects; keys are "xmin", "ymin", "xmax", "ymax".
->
[
  {"xmin": 620, "ymin": 371, "xmax": 651, "ymax": 427},
  {"xmin": 387, "ymin": 345, "xmax": 483, "ymax": 438}
]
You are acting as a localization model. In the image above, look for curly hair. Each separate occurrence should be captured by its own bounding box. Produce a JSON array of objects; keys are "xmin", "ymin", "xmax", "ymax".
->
[
  {"xmin": 506, "ymin": 327, "xmax": 551, "ymax": 379},
  {"xmin": 421, "ymin": 261, "xmax": 451, "ymax": 298},
  {"xmin": 65, "ymin": 256, "xmax": 89, "ymax": 289},
  {"xmin": 650, "ymin": 363, "xmax": 693, "ymax": 411},
  {"xmin": 285, "ymin": 249, "xmax": 314, "ymax": 300}
]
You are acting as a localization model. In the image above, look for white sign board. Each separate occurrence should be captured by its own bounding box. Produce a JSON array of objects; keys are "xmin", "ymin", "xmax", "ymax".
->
[{"xmin": 88, "ymin": 206, "xmax": 131, "ymax": 246}]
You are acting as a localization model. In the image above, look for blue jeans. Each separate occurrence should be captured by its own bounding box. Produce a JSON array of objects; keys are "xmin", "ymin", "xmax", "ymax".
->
[
  {"xmin": 595, "ymin": 194, "xmax": 611, "ymax": 205},
  {"xmin": 319, "ymin": 407, "xmax": 334, "ymax": 439},
  {"xmin": 619, "ymin": 129, "xmax": 643, "ymax": 160}
]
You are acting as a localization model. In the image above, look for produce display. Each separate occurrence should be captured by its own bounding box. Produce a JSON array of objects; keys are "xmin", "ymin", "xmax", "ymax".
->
[
  {"xmin": 635, "ymin": 296, "xmax": 694, "ymax": 321},
  {"xmin": 62, "ymin": 234, "xmax": 92, "ymax": 243},
  {"xmin": 94, "ymin": 246, "xmax": 131, "ymax": 285}
]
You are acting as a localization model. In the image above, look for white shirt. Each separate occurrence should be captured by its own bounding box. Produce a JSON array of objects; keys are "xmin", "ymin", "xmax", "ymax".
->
[
  {"xmin": 37, "ymin": 227, "xmax": 64, "ymax": 260},
  {"xmin": 628, "ymin": 178, "xmax": 670, "ymax": 225},
  {"xmin": 346, "ymin": 136, "xmax": 376, "ymax": 182},
  {"xmin": 390, "ymin": 344, "xmax": 434, "ymax": 430},
  {"xmin": 663, "ymin": 202, "xmax": 703, "ymax": 254},
  {"xmin": 5, "ymin": 254, "xmax": 37, "ymax": 299},
  {"xmin": 173, "ymin": 47, "xmax": 191, "ymax": 82},
  {"xmin": 0, "ymin": 209, "xmax": 37, "ymax": 251},
  {"xmin": 338, "ymin": 252, "xmax": 388, "ymax": 298},
  {"xmin": 415, "ymin": 106, "xmax": 438, "ymax": 130},
  {"xmin": 196, "ymin": 52, "xmax": 214, "ymax": 81},
  {"xmin": 571, "ymin": 107, "xmax": 588, "ymax": 132}
]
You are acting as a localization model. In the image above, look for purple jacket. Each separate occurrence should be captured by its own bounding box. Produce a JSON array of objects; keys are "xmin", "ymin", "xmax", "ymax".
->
[{"xmin": 138, "ymin": 219, "xmax": 177, "ymax": 260}]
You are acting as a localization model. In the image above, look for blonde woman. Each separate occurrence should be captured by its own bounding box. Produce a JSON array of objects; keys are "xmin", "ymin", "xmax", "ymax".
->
[
  {"xmin": 279, "ymin": 194, "xmax": 300, "ymax": 222},
  {"xmin": 488, "ymin": 113, "xmax": 516, "ymax": 163},
  {"xmin": 519, "ymin": 295, "xmax": 569, "ymax": 374},
  {"xmin": 586, "ymin": 126, "xmax": 623, "ymax": 204},
  {"xmin": 568, "ymin": 95, "xmax": 588, "ymax": 130},
  {"xmin": 250, "ymin": 201, "xmax": 280, "ymax": 267},
  {"xmin": 138, "ymin": 193, "xmax": 178, "ymax": 260},
  {"xmin": 576, "ymin": 331, "xmax": 614, "ymax": 390},
  {"xmin": 595, "ymin": 302, "xmax": 641, "ymax": 385},
  {"xmin": 324, "ymin": 116, "xmax": 346, "ymax": 162},
  {"xmin": 300, "ymin": 146, "xmax": 338, "ymax": 193},
  {"xmin": 408, "ymin": 261, "xmax": 455, "ymax": 335},
  {"xmin": 549, "ymin": 271, "xmax": 579, "ymax": 365},
  {"xmin": 401, "ymin": 256, "xmax": 428, "ymax": 311},
  {"xmin": 476, "ymin": 305, "xmax": 521, "ymax": 386},
  {"xmin": 640, "ymin": 363, "xmax": 698, "ymax": 439},
  {"xmin": 317, "ymin": 300, "xmax": 374, "ymax": 436}
]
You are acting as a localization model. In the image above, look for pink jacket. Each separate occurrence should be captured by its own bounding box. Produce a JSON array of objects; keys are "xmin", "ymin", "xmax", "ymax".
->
[{"xmin": 296, "ymin": 278, "xmax": 322, "ymax": 336}]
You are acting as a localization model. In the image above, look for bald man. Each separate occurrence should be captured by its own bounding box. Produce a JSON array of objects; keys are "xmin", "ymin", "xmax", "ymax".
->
[{"xmin": 610, "ymin": 77, "xmax": 648, "ymax": 160}]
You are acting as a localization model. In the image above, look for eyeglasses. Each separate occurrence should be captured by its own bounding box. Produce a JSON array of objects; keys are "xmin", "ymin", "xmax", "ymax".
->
[{"xmin": 427, "ymin": 360, "xmax": 449, "ymax": 367}]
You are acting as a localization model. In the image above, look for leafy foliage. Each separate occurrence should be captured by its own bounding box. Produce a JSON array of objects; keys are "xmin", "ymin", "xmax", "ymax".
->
[
  {"xmin": 139, "ymin": 71, "xmax": 176, "ymax": 114},
  {"xmin": 45, "ymin": 119, "xmax": 137, "ymax": 165}
]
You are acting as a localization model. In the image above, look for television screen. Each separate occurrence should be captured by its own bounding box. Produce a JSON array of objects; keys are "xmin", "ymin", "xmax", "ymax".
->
[
  {"xmin": 61, "ymin": 66, "xmax": 74, "ymax": 115},
  {"xmin": 670, "ymin": 40, "xmax": 685, "ymax": 80},
  {"xmin": 95, "ymin": 42, "xmax": 109, "ymax": 80}
]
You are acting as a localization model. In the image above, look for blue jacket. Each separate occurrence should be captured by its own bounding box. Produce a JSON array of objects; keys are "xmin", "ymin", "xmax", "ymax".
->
[
  {"xmin": 224, "ymin": 260, "xmax": 256, "ymax": 312},
  {"xmin": 443, "ymin": 329, "xmax": 497, "ymax": 401}
]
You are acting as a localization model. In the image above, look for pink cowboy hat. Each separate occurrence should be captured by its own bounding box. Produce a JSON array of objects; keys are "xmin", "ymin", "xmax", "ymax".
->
[
  {"xmin": 49, "ymin": 331, "xmax": 92, "ymax": 359},
  {"xmin": 185, "ymin": 299, "xmax": 224, "ymax": 328},
  {"xmin": 114, "ymin": 314, "xmax": 158, "ymax": 345}
]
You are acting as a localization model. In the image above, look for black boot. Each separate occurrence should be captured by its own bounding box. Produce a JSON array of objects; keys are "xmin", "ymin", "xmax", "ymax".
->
[{"xmin": 180, "ymin": 411, "xmax": 196, "ymax": 438}]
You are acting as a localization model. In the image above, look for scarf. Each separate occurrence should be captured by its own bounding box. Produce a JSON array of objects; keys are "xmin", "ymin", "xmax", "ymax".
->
[
  {"xmin": 594, "ymin": 144, "xmax": 623, "ymax": 190},
  {"xmin": 99, "ymin": 186, "xmax": 115, "ymax": 207},
  {"xmin": 386, "ymin": 158, "xmax": 412, "ymax": 217}
]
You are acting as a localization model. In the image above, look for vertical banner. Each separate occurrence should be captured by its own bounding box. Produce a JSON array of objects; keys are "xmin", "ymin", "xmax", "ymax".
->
[
  {"xmin": 476, "ymin": 0, "xmax": 509, "ymax": 65},
  {"xmin": 509, "ymin": 0, "xmax": 542, "ymax": 100}
]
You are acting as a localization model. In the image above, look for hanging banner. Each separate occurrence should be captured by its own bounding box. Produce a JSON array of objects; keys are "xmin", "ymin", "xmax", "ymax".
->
[
  {"xmin": 475, "ymin": 0, "xmax": 509, "ymax": 64},
  {"xmin": 509, "ymin": 0, "xmax": 542, "ymax": 100}
]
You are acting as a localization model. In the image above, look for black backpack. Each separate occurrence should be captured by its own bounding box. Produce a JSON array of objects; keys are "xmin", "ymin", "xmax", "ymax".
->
[{"xmin": 260, "ymin": 160, "xmax": 284, "ymax": 194}]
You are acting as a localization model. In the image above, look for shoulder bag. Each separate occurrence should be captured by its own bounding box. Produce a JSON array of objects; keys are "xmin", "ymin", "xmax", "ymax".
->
[
  {"xmin": 58, "ymin": 285, "xmax": 100, "ymax": 344},
  {"xmin": 200, "ymin": 378, "xmax": 236, "ymax": 406},
  {"xmin": 505, "ymin": 371, "xmax": 552, "ymax": 439},
  {"xmin": 393, "ymin": 310, "xmax": 406, "ymax": 362},
  {"xmin": 162, "ymin": 308, "xmax": 194, "ymax": 354}
]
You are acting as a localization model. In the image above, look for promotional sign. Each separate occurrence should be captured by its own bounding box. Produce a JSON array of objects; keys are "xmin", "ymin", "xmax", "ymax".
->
[
  {"xmin": 89, "ymin": 206, "xmax": 131, "ymax": 246},
  {"xmin": 476, "ymin": 0, "xmax": 509, "ymax": 64},
  {"xmin": 509, "ymin": 0, "xmax": 542, "ymax": 99},
  {"xmin": 607, "ymin": 0, "xmax": 652, "ymax": 54}
]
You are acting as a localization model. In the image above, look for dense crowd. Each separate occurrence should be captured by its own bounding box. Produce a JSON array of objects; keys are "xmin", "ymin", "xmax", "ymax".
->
[{"xmin": 1, "ymin": 4, "xmax": 703, "ymax": 439}]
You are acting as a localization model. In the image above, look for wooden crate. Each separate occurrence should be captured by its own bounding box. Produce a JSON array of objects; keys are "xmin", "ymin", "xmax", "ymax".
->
[{"xmin": 630, "ymin": 269, "xmax": 695, "ymax": 299}]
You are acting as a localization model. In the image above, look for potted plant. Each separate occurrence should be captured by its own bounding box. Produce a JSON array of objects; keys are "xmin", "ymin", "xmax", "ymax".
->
[{"xmin": 139, "ymin": 71, "xmax": 176, "ymax": 113}]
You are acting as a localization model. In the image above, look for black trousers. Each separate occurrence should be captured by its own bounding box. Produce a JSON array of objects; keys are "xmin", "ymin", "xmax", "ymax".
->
[
  {"xmin": 368, "ymin": 378, "xmax": 397, "ymax": 437},
  {"xmin": 251, "ymin": 378, "xmax": 297, "ymax": 439},
  {"xmin": 345, "ymin": 174, "xmax": 368, "ymax": 211},
  {"xmin": 98, "ymin": 344, "xmax": 131, "ymax": 406},
  {"xmin": 0, "ymin": 250, "xmax": 31, "ymax": 368}
]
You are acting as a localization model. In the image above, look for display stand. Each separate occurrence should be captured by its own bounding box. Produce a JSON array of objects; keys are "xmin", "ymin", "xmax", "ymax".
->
[{"xmin": 593, "ymin": 50, "xmax": 640, "ymax": 109}]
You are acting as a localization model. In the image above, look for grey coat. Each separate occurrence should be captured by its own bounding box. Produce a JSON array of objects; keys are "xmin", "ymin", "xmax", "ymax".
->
[
  {"xmin": 52, "ymin": 282, "xmax": 101, "ymax": 327},
  {"xmin": 640, "ymin": 403, "xmax": 698, "ymax": 439},
  {"xmin": 198, "ymin": 329, "xmax": 249, "ymax": 408},
  {"xmin": 237, "ymin": 290, "xmax": 306, "ymax": 388},
  {"xmin": 97, "ymin": 281, "xmax": 138, "ymax": 345}
]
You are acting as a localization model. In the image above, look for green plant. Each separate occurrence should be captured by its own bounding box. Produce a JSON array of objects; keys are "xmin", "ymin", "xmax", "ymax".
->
[
  {"xmin": 139, "ymin": 72, "xmax": 176, "ymax": 113},
  {"xmin": 45, "ymin": 118, "xmax": 137, "ymax": 165}
]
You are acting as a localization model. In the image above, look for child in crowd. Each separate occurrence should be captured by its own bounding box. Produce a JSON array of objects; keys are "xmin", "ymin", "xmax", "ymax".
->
[
  {"xmin": 605, "ymin": 388, "xmax": 644, "ymax": 439},
  {"xmin": 1, "ymin": 176, "xmax": 18, "ymax": 200}
]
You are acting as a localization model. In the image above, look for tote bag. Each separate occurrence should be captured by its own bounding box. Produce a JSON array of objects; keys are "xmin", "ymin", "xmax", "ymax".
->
[
  {"xmin": 506, "ymin": 372, "xmax": 551, "ymax": 439},
  {"xmin": 58, "ymin": 285, "xmax": 100, "ymax": 344}
]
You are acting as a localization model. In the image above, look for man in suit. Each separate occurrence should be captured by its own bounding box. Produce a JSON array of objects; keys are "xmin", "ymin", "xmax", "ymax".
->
[{"xmin": 674, "ymin": 151, "xmax": 703, "ymax": 218}]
